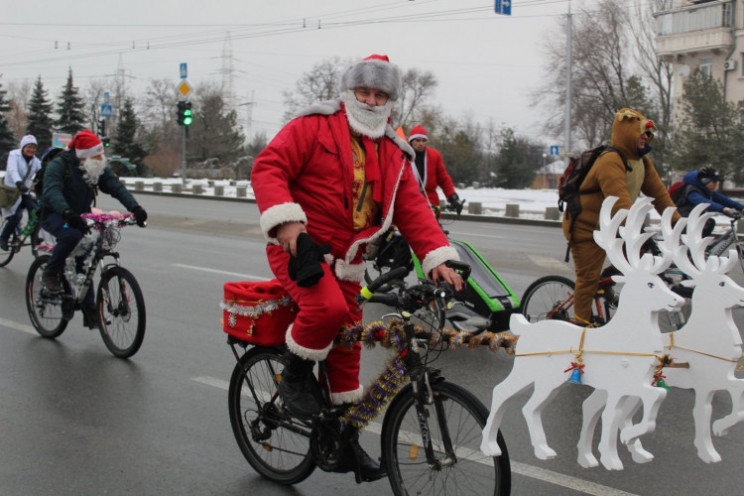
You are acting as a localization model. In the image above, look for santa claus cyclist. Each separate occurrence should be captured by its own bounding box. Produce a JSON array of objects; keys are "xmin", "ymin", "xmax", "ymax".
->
[{"xmin": 251, "ymin": 54, "xmax": 463, "ymax": 482}]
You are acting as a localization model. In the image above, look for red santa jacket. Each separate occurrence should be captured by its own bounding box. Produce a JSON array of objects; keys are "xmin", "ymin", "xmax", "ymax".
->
[
  {"xmin": 413, "ymin": 147, "xmax": 456, "ymax": 207},
  {"xmin": 251, "ymin": 100, "xmax": 457, "ymax": 282}
]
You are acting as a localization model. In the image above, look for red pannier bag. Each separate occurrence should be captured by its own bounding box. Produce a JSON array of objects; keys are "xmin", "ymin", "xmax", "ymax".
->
[{"xmin": 222, "ymin": 279, "xmax": 298, "ymax": 346}]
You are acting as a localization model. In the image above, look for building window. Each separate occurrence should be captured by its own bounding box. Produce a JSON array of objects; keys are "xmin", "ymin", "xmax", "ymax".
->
[{"xmin": 700, "ymin": 57, "xmax": 713, "ymax": 77}]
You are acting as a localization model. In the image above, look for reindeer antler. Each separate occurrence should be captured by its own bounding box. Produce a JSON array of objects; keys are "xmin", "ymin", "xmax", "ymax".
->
[
  {"xmin": 624, "ymin": 198, "xmax": 673, "ymax": 274},
  {"xmin": 685, "ymin": 203, "xmax": 738, "ymax": 275},
  {"xmin": 660, "ymin": 206, "xmax": 700, "ymax": 278},
  {"xmin": 594, "ymin": 196, "xmax": 631, "ymax": 274}
]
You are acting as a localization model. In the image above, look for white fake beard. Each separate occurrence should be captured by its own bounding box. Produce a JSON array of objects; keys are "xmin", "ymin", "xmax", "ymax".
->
[
  {"xmin": 341, "ymin": 90, "xmax": 394, "ymax": 139},
  {"xmin": 82, "ymin": 157, "xmax": 106, "ymax": 186}
]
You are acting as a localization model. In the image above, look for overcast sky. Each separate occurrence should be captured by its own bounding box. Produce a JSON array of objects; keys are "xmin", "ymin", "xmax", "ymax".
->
[{"xmin": 1, "ymin": 0, "xmax": 577, "ymax": 144}]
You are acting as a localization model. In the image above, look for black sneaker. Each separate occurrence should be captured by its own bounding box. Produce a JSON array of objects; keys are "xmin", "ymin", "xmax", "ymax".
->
[
  {"xmin": 277, "ymin": 352, "xmax": 323, "ymax": 420},
  {"xmin": 0, "ymin": 238, "xmax": 8, "ymax": 251},
  {"xmin": 332, "ymin": 433, "xmax": 387, "ymax": 483},
  {"xmin": 42, "ymin": 269, "xmax": 63, "ymax": 293}
]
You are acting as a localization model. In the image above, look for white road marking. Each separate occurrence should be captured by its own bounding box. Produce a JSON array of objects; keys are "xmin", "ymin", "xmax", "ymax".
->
[
  {"xmin": 529, "ymin": 254, "xmax": 571, "ymax": 272},
  {"xmin": 0, "ymin": 317, "xmax": 40, "ymax": 336},
  {"xmin": 192, "ymin": 375, "xmax": 640, "ymax": 496},
  {"xmin": 172, "ymin": 263, "xmax": 269, "ymax": 280}
]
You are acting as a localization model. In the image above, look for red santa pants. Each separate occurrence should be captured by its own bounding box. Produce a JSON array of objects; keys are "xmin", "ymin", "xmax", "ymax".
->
[{"xmin": 267, "ymin": 245, "xmax": 363, "ymax": 403}]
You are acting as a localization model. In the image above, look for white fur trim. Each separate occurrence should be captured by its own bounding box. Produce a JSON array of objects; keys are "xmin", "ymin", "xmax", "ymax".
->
[
  {"xmin": 296, "ymin": 99, "xmax": 341, "ymax": 118},
  {"xmin": 75, "ymin": 143, "xmax": 104, "ymax": 159},
  {"xmin": 407, "ymin": 133, "xmax": 427, "ymax": 142},
  {"xmin": 259, "ymin": 202, "xmax": 307, "ymax": 241},
  {"xmin": 334, "ymin": 260, "xmax": 367, "ymax": 282},
  {"xmin": 285, "ymin": 324, "xmax": 334, "ymax": 361},
  {"xmin": 331, "ymin": 386, "xmax": 364, "ymax": 405},
  {"xmin": 421, "ymin": 246, "xmax": 460, "ymax": 278},
  {"xmin": 340, "ymin": 57, "xmax": 401, "ymax": 101}
]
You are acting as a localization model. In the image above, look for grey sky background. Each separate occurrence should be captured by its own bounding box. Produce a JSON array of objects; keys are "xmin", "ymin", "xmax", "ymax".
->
[{"xmin": 1, "ymin": 0, "xmax": 573, "ymax": 143}]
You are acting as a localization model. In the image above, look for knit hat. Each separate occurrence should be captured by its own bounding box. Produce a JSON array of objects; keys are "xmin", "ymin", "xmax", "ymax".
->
[
  {"xmin": 339, "ymin": 54, "xmax": 402, "ymax": 101},
  {"xmin": 69, "ymin": 129, "xmax": 104, "ymax": 159},
  {"xmin": 408, "ymin": 125, "xmax": 428, "ymax": 142},
  {"xmin": 19, "ymin": 135, "xmax": 37, "ymax": 149}
]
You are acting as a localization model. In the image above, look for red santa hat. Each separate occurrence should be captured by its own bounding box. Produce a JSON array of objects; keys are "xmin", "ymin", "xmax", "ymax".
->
[
  {"xmin": 69, "ymin": 129, "xmax": 104, "ymax": 159},
  {"xmin": 408, "ymin": 125, "xmax": 428, "ymax": 142},
  {"xmin": 340, "ymin": 54, "xmax": 402, "ymax": 101}
]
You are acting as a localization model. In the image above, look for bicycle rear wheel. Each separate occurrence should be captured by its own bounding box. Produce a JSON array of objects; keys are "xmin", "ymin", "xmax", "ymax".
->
[
  {"xmin": 228, "ymin": 347, "xmax": 315, "ymax": 485},
  {"xmin": 381, "ymin": 380, "xmax": 510, "ymax": 496},
  {"xmin": 520, "ymin": 275, "xmax": 577, "ymax": 322},
  {"xmin": 97, "ymin": 266, "xmax": 146, "ymax": 358},
  {"xmin": 0, "ymin": 218, "xmax": 18, "ymax": 267},
  {"xmin": 25, "ymin": 254, "xmax": 68, "ymax": 338}
]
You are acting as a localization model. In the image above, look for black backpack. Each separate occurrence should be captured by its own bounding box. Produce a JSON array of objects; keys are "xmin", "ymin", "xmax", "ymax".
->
[{"xmin": 34, "ymin": 147, "xmax": 68, "ymax": 197}]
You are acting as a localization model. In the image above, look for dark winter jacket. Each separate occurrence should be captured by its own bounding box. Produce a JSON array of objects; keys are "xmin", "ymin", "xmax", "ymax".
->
[
  {"xmin": 674, "ymin": 170, "xmax": 744, "ymax": 217},
  {"xmin": 41, "ymin": 150, "xmax": 139, "ymax": 217}
]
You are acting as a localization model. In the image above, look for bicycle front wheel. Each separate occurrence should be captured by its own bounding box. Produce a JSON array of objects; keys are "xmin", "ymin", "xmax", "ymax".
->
[
  {"xmin": 521, "ymin": 275, "xmax": 576, "ymax": 322},
  {"xmin": 381, "ymin": 381, "xmax": 511, "ymax": 496},
  {"xmin": 228, "ymin": 347, "xmax": 315, "ymax": 485},
  {"xmin": 25, "ymin": 254, "xmax": 68, "ymax": 338},
  {"xmin": 97, "ymin": 266, "xmax": 146, "ymax": 358},
  {"xmin": 0, "ymin": 217, "xmax": 18, "ymax": 267}
]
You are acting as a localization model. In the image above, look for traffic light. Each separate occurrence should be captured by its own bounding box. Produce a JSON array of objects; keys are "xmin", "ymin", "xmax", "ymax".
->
[
  {"xmin": 102, "ymin": 137, "xmax": 111, "ymax": 148},
  {"xmin": 98, "ymin": 118, "xmax": 106, "ymax": 137},
  {"xmin": 177, "ymin": 101, "xmax": 193, "ymax": 126}
]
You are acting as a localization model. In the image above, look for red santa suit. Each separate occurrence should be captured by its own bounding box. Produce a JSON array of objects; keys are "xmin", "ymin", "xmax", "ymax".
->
[
  {"xmin": 251, "ymin": 100, "xmax": 457, "ymax": 403},
  {"xmin": 407, "ymin": 125, "xmax": 456, "ymax": 207}
]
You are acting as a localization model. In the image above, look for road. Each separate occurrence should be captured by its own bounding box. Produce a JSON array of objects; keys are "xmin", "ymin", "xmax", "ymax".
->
[{"xmin": 1, "ymin": 194, "xmax": 743, "ymax": 495}]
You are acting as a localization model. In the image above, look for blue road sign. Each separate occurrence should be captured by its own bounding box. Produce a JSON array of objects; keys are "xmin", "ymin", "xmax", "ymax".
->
[
  {"xmin": 100, "ymin": 104, "xmax": 113, "ymax": 117},
  {"xmin": 550, "ymin": 145, "xmax": 560, "ymax": 156},
  {"xmin": 180, "ymin": 62, "xmax": 188, "ymax": 79},
  {"xmin": 495, "ymin": 0, "xmax": 512, "ymax": 15}
]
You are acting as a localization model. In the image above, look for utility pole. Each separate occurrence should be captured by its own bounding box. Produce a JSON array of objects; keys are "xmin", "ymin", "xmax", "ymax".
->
[{"xmin": 565, "ymin": 0, "xmax": 573, "ymax": 159}]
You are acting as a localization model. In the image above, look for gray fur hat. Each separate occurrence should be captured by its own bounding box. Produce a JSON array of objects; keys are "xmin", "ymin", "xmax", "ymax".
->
[{"xmin": 339, "ymin": 54, "xmax": 402, "ymax": 101}]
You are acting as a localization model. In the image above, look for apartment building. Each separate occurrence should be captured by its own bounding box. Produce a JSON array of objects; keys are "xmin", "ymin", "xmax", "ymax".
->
[{"xmin": 655, "ymin": 0, "xmax": 744, "ymax": 119}]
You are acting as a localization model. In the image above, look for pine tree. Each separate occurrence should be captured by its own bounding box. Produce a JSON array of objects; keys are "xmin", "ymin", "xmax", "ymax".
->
[
  {"xmin": 54, "ymin": 68, "xmax": 86, "ymax": 135},
  {"xmin": 26, "ymin": 76, "xmax": 55, "ymax": 152},
  {"xmin": 0, "ymin": 77, "xmax": 16, "ymax": 163},
  {"xmin": 112, "ymin": 98, "xmax": 147, "ymax": 175}
]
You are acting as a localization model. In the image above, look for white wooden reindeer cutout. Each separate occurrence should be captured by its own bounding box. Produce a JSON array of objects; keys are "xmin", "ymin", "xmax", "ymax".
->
[
  {"xmin": 577, "ymin": 204, "xmax": 744, "ymax": 466},
  {"xmin": 481, "ymin": 197, "xmax": 685, "ymax": 470}
]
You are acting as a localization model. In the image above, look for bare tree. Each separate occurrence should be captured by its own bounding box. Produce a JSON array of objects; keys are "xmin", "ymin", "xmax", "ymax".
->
[
  {"xmin": 393, "ymin": 68, "xmax": 438, "ymax": 130},
  {"xmin": 6, "ymin": 80, "xmax": 32, "ymax": 138},
  {"xmin": 282, "ymin": 57, "xmax": 345, "ymax": 121}
]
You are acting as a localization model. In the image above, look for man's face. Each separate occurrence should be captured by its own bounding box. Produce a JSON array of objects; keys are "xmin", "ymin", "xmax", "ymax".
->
[
  {"xmin": 637, "ymin": 131, "xmax": 650, "ymax": 150},
  {"xmin": 410, "ymin": 138, "xmax": 427, "ymax": 152},
  {"xmin": 21, "ymin": 144, "xmax": 36, "ymax": 158},
  {"xmin": 705, "ymin": 180, "xmax": 719, "ymax": 191},
  {"xmin": 354, "ymin": 87, "xmax": 389, "ymax": 107}
]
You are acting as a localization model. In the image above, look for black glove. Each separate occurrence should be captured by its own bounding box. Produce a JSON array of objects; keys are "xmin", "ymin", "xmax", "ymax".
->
[
  {"xmin": 447, "ymin": 193, "xmax": 464, "ymax": 215},
  {"xmin": 131, "ymin": 206, "xmax": 148, "ymax": 227},
  {"xmin": 288, "ymin": 233, "xmax": 331, "ymax": 287},
  {"xmin": 62, "ymin": 208, "xmax": 87, "ymax": 233},
  {"xmin": 15, "ymin": 181, "xmax": 29, "ymax": 194}
]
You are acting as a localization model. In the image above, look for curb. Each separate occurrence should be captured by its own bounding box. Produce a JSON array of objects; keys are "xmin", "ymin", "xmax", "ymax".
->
[{"xmin": 130, "ymin": 188, "xmax": 563, "ymax": 228}]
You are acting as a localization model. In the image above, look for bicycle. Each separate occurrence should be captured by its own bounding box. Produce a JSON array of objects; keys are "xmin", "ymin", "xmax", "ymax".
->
[
  {"xmin": 520, "ymin": 259, "xmax": 690, "ymax": 326},
  {"xmin": 25, "ymin": 211, "xmax": 146, "ymax": 358},
  {"xmin": 225, "ymin": 263, "xmax": 514, "ymax": 495},
  {"xmin": 706, "ymin": 211, "xmax": 744, "ymax": 271},
  {"xmin": 0, "ymin": 207, "xmax": 53, "ymax": 267}
]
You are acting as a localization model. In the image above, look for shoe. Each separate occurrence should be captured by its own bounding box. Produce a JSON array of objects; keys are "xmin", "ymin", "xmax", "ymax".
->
[
  {"xmin": 42, "ymin": 269, "xmax": 63, "ymax": 293},
  {"xmin": 277, "ymin": 352, "xmax": 323, "ymax": 420},
  {"xmin": 332, "ymin": 432, "xmax": 387, "ymax": 483},
  {"xmin": 82, "ymin": 306, "xmax": 100, "ymax": 329},
  {"xmin": 0, "ymin": 238, "xmax": 8, "ymax": 251}
]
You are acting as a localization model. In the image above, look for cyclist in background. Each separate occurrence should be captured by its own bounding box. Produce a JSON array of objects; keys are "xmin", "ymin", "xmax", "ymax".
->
[
  {"xmin": 672, "ymin": 167, "xmax": 744, "ymax": 237},
  {"xmin": 407, "ymin": 125, "xmax": 464, "ymax": 214},
  {"xmin": 1, "ymin": 135, "xmax": 41, "ymax": 252},
  {"xmin": 39, "ymin": 129, "xmax": 147, "ymax": 328}
]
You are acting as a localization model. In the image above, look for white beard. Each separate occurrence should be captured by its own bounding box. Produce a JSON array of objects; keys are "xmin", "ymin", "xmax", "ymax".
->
[
  {"xmin": 341, "ymin": 90, "xmax": 394, "ymax": 139},
  {"xmin": 82, "ymin": 157, "xmax": 106, "ymax": 186}
]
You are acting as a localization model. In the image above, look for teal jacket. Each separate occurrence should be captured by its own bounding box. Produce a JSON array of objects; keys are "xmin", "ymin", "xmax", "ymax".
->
[{"xmin": 41, "ymin": 150, "xmax": 139, "ymax": 216}]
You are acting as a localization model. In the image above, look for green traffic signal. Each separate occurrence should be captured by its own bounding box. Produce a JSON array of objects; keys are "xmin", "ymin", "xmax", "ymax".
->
[{"xmin": 183, "ymin": 108, "xmax": 193, "ymax": 126}]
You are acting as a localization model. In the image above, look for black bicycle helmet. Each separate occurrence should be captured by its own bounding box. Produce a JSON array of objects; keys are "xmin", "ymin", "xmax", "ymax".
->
[{"xmin": 698, "ymin": 167, "xmax": 721, "ymax": 185}]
